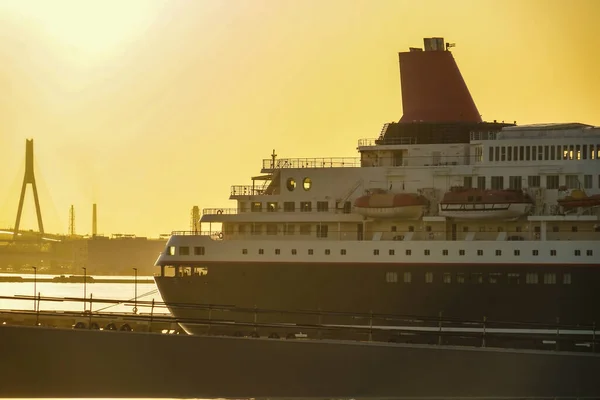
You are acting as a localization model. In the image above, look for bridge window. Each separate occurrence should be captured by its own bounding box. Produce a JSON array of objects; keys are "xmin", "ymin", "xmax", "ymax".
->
[
  {"xmin": 266, "ymin": 224, "xmax": 278, "ymax": 235},
  {"xmin": 477, "ymin": 250, "xmax": 483, "ymax": 256},
  {"xmin": 283, "ymin": 202, "xmax": 295, "ymax": 212},
  {"xmin": 443, "ymin": 273, "xmax": 451, "ymax": 284},
  {"xmin": 317, "ymin": 201, "xmax": 329, "ymax": 212},
  {"xmin": 491, "ymin": 176, "xmax": 504, "ymax": 190},
  {"xmin": 508, "ymin": 273, "xmax": 520, "ymax": 284},
  {"xmin": 563, "ymin": 273, "xmax": 572, "ymax": 285},
  {"xmin": 340, "ymin": 249, "xmax": 346, "ymax": 255},
  {"xmin": 587, "ymin": 250, "xmax": 594, "ymax": 256},
  {"xmin": 179, "ymin": 246, "xmax": 189, "ymax": 256},
  {"xmin": 550, "ymin": 250, "xmax": 557, "ymax": 256},
  {"xmin": 258, "ymin": 249, "xmax": 264, "ymax": 255},
  {"xmin": 489, "ymin": 273, "xmax": 502, "ymax": 284},
  {"xmin": 374, "ymin": 249, "xmax": 380, "ymax": 255},
  {"xmin": 302, "ymin": 177, "xmax": 312, "ymax": 191},
  {"xmin": 526, "ymin": 273, "xmax": 538, "ymax": 284},
  {"xmin": 405, "ymin": 249, "xmax": 411, "ymax": 256},
  {"xmin": 546, "ymin": 175, "xmax": 559, "ymax": 189},
  {"xmin": 267, "ymin": 202, "xmax": 277, "ymax": 212},
  {"xmin": 584, "ymin": 175, "xmax": 592, "ymax": 189},
  {"xmin": 389, "ymin": 249, "xmax": 395, "ymax": 255},
  {"xmin": 283, "ymin": 224, "xmax": 295, "ymax": 235},
  {"xmin": 242, "ymin": 248, "xmax": 248, "ymax": 255},
  {"xmin": 286, "ymin": 177, "xmax": 296, "ymax": 191},
  {"xmin": 308, "ymin": 249, "xmax": 313, "ymax": 255},
  {"xmin": 403, "ymin": 272, "xmax": 412, "ymax": 283},
  {"xmin": 251, "ymin": 202, "xmax": 262, "ymax": 212},
  {"xmin": 325, "ymin": 249, "xmax": 331, "ymax": 255},
  {"xmin": 316, "ymin": 224, "xmax": 328, "ymax": 238},
  {"xmin": 275, "ymin": 249, "xmax": 280, "ymax": 255},
  {"xmin": 300, "ymin": 202, "xmax": 312, "ymax": 212},
  {"xmin": 543, "ymin": 273, "xmax": 556, "ymax": 284},
  {"xmin": 299, "ymin": 225, "xmax": 311, "ymax": 235},
  {"xmin": 532, "ymin": 250, "xmax": 539, "ymax": 256},
  {"xmin": 574, "ymin": 250, "xmax": 581, "ymax": 256},
  {"xmin": 292, "ymin": 249, "xmax": 297, "ymax": 255},
  {"xmin": 442, "ymin": 249, "xmax": 448, "ymax": 255},
  {"xmin": 495, "ymin": 250, "xmax": 502, "ymax": 256},
  {"xmin": 456, "ymin": 273, "xmax": 465, "ymax": 283},
  {"xmin": 167, "ymin": 246, "xmax": 175, "ymax": 256},
  {"xmin": 194, "ymin": 246, "xmax": 205, "ymax": 256},
  {"xmin": 425, "ymin": 272, "xmax": 433, "ymax": 283},
  {"xmin": 459, "ymin": 249, "xmax": 465, "ymax": 256},
  {"xmin": 424, "ymin": 249, "xmax": 430, "ymax": 256},
  {"xmin": 385, "ymin": 272, "xmax": 398, "ymax": 283},
  {"xmin": 514, "ymin": 250, "xmax": 520, "ymax": 256}
]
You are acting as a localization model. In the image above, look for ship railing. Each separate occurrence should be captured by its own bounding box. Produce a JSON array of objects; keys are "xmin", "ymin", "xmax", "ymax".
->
[
  {"xmin": 168, "ymin": 229, "xmax": 577, "ymax": 242},
  {"xmin": 230, "ymin": 185, "xmax": 266, "ymax": 196},
  {"xmin": 262, "ymin": 157, "xmax": 361, "ymax": 170},
  {"xmin": 358, "ymin": 137, "xmax": 418, "ymax": 147},
  {"xmin": 2, "ymin": 294, "xmax": 598, "ymax": 353},
  {"xmin": 170, "ymin": 231, "xmax": 223, "ymax": 239},
  {"xmin": 202, "ymin": 208, "xmax": 238, "ymax": 215}
]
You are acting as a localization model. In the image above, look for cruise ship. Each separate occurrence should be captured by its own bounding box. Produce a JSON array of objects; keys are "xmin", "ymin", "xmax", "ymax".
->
[{"xmin": 154, "ymin": 37, "xmax": 600, "ymax": 338}]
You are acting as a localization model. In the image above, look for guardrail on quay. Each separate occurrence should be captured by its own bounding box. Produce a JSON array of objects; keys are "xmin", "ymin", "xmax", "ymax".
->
[{"xmin": 1, "ymin": 294, "xmax": 598, "ymax": 353}]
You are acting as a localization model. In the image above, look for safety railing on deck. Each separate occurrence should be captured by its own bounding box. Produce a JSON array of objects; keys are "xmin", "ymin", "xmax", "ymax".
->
[
  {"xmin": 358, "ymin": 137, "xmax": 418, "ymax": 147},
  {"xmin": 262, "ymin": 157, "xmax": 361, "ymax": 170},
  {"xmin": 230, "ymin": 185, "xmax": 266, "ymax": 196},
  {"xmin": 202, "ymin": 208, "xmax": 238, "ymax": 215}
]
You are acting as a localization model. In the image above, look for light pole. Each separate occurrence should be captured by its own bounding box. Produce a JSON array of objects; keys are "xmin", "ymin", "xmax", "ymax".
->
[
  {"xmin": 133, "ymin": 267, "xmax": 138, "ymax": 314},
  {"xmin": 32, "ymin": 266, "xmax": 37, "ymax": 311},
  {"xmin": 82, "ymin": 267, "xmax": 87, "ymax": 312}
]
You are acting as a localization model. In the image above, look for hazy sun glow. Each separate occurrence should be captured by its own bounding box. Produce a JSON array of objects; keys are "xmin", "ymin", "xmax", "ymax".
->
[{"xmin": 0, "ymin": 0, "xmax": 166, "ymax": 57}]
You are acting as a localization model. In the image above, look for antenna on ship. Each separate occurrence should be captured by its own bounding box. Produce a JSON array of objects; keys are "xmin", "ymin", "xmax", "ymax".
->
[{"xmin": 270, "ymin": 149, "xmax": 277, "ymax": 169}]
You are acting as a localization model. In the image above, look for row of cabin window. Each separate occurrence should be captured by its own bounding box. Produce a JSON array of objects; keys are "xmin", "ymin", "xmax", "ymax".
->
[
  {"xmin": 247, "ymin": 201, "xmax": 352, "ymax": 213},
  {"xmin": 227, "ymin": 224, "xmax": 600, "ymax": 235},
  {"xmin": 239, "ymin": 248, "xmax": 594, "ymax": 257},
  {"xmin": 386, "ymin": 271, "xmax": 571, "ymax": 285},
  {"xmin": 488, "ymin": 144, "xmax": 600, "ymax": 162},
  {"xmin": 171, "ymin": 246, "xmax": 205, "ymax": 256},
  {"xmin": 464, "ymin": 174, "xmax": 599, "ymax": 190}
]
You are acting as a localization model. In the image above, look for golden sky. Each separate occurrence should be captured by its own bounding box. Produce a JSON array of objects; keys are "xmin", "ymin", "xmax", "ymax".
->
[{"xmin": 0, "ymin": 0, "xmax": 598, "ymax": 236}]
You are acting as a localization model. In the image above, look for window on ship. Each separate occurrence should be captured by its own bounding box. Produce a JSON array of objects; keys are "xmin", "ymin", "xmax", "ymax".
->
[{"xmin": 179, "ymin": 246, "xmax": 189, "ymax": 256}]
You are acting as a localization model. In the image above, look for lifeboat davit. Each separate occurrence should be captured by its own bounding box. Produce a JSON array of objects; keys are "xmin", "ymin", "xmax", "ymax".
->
[
  {"xmin": 558, "ymin": 188, "xmax": 600, "ymax": 209},
  {"xmin": 354, "ymin": 190, "xmax": 428, "ymax": 219},
  {"xmin": 438, "ymin": 187, "xmax": 532, "ymax": 220}
]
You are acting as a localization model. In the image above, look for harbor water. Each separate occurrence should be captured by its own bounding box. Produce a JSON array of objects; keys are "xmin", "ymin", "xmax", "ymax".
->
[{"xmin": 0, "ymin": 273, "xmax": 165, "ymax": 314}]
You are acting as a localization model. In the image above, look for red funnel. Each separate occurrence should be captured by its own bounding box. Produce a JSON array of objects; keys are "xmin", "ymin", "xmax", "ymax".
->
[{"xmin": 399, "ymin": 38, "xmax": 481, "ymax": 123}]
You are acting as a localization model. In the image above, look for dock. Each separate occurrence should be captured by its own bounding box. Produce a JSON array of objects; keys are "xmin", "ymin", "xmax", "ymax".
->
[{"xmin": 2, "ymin": 323, "xmax": 600, "ymax": 398}]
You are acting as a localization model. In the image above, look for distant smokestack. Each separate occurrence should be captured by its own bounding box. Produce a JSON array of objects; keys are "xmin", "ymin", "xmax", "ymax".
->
[
  {"xmin": 68, "ymin": 205, "xmax": 75, "ymax": 236},
  {"xmin": 399, "ymin": 37, "xmax": 482, "ymax": 123},
  {"xmin": 92, "ymin": 204, "xmax": 97, "ymax": 237},
  {"xmin": 191, "ymin": 206, "xmax": 200, "ymax": 233}
]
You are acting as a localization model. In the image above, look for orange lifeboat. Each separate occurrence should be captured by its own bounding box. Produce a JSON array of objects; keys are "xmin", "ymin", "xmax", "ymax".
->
[
  {"xmin": 558, "ymin": 188, "xmax": 600, "ymax": 209},
  {"xmin": 354, "ymin": 189, "xmax": 428, "ymax": 219},
  {"xmin": 438, "ymin": 187, "xmax": 532, "ymax": 220}
]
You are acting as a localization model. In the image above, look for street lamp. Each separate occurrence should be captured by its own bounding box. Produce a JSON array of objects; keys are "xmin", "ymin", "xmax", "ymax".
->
[
  {"xmin": 32, "ymin": 266, "xmax": 37, "ymax": 311},
  {"xmin": 133, "ymin": 267, "xmax": 138, "ymax": 314},
  {"xmin": 82, "ymin": 267, "xmax": 87, "ymax": 312}
]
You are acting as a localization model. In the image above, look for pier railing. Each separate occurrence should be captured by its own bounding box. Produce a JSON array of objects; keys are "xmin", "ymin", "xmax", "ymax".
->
[{"xmin": 1, "ymin": 294, "xmax": 598, "ymax": 353}]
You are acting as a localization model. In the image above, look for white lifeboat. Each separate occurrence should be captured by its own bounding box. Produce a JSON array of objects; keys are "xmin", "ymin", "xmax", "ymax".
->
[{"xmin": 438, "ymin": 187, "xmax": 533, "ymax": 220}]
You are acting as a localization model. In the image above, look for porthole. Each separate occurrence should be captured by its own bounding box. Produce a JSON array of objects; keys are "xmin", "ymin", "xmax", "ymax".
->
[
  {"xmin": 286, "ymin": 178, "xmax": 296, "ymax": 191},
  {"xmin": 303, "ymin": 177, "xmax": 312, "ymax": 191}
]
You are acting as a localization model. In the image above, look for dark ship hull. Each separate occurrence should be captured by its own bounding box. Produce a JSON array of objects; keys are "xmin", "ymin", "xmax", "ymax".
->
[{"xmin": 155, "ymin": 261, "xmax": 600, "ymax": 344}]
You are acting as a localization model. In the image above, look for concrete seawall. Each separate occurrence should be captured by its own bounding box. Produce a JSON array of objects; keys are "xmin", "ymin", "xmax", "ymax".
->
[{"xmin": 1, "ymin": 324, "xmax": 599, "ymax": 398}]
